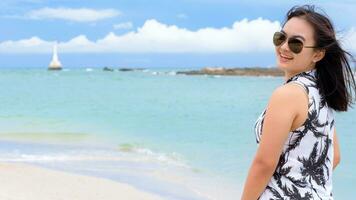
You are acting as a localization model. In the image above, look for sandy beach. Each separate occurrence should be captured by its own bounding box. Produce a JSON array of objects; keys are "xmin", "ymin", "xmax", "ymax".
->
[{"xmin": 0, "ymin": 162, "xmax": 163, "ymax": 200}]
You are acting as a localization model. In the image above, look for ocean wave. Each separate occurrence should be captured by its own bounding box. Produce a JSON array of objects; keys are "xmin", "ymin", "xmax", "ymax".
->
[
  {"xmin": 167, "ymin": 71, "xmax": 176, "ymax": 76},
  {"xmin": 0, "ymin": 154, "xmax": 123, "ymax": 162},
  {"xmin": 0, "ymin": 149, "xmax": 151, "ymax": 163},
  {"xmin": 118, "ymin": 143, "xmax": 189, "ymax": 168},
  {"xmin": 0, "ymin": 140, "xmax": 189, "ymax": 169}
]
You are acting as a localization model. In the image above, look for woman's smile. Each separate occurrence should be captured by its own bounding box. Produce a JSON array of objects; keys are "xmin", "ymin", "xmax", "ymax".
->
[{"xmin": 278, "ymin": 53, "xmax": 294, "ymax": 63}]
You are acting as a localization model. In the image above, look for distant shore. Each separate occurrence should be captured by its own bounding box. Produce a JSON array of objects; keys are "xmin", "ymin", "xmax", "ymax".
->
[
  {"xmin": 101, "ymin": 66, "xmax": 284, "ymax": 76},
  {"xmin": 176, "ymin": 67, "xmax": 284, "ymax": 76}
]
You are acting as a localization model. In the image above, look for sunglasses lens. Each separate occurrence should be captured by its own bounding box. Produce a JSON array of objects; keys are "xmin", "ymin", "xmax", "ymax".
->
[
  {"xmin": 288, "ymin": 38, "xmax": 303, "ymax": 54},
  {"xmin": 273, "ymin": 32, "xmax": 286, "ymax": 46}
]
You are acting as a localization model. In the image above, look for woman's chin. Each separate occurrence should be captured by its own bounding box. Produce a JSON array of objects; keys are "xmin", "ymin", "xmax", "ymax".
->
[{"xmin": 276, "ymin": 62, "xmax": 288, "ymax": 70}]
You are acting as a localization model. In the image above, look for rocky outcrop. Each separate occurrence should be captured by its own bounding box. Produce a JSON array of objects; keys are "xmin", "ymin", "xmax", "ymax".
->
[
  {"xmin": 118, "ymin": 68, "xmax": 146, "ymax": 72},
  {"xmin": 102, "ymin": 67, "xmax": 146, "ymax": 72},
  {"xmin": 177, "ymin": 67, "xmax": 284, "ymax": 76},
  {"xmin": 103, "ymin": 67, "xmax": 114, "ymax": 72}
]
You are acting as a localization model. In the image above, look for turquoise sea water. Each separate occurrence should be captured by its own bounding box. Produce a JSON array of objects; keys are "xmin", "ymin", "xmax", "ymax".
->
[{"xmin": 0, "ymin": 68, "xmax": 354, "ymax": 199}]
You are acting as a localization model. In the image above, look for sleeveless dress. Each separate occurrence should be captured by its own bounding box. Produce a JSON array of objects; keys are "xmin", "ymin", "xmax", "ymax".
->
[{"xmin": 254, "ymin": 68, "xmax": 335, "ymax": 200}]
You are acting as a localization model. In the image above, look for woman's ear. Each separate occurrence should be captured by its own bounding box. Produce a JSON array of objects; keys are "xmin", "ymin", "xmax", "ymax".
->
[{"xmin": 313, "ymin": 49, "xmax": 325, "ymax": 63}]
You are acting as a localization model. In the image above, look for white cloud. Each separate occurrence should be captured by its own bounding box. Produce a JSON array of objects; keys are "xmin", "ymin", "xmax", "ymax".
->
[
  {"xmin": 1, "ymin": 18, "xmax": 282, "ymax": 53},
  {"xmin": 113, "ymin": 22, "xmax": 133, "ymax": 30},
  {"xmin": 0, "ymin": 37, "xmax": 52, "ymax": 53},
  {"xmin": 25, "ymin": 7, "xmax": 120, "ymax": 22}
]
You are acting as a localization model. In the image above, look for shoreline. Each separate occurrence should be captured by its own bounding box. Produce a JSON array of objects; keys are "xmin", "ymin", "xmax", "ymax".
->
[
  {"xmin": 0, "ymin": 162, "xmax": 164, "ymax": 200},
  {"xmin": 0, "ymin": 138, "xmax": 230, "ymax": 200},
  {"xmin": 0, "ymin": 137, "xmax": 241, "ymax": 200}
]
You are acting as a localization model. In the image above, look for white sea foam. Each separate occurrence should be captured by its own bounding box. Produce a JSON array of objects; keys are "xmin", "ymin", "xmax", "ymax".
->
[
  {"xmin": 118, "ymin": 143, "xmax": 188, "ymax": 168},
  {"xmin": 0, "ymin": 153, "xmax": 124, "ymax": 162},
  {"xmin": 0, "ymin": 142, "xmax": 188, "ymax": 169},
  {"xmin": 167, "ymin": 71, "xmax": 176, "ymax": 76},
  {"xmin": 133, "ymin": 147, "xmax": 188, "ymax": 168}
]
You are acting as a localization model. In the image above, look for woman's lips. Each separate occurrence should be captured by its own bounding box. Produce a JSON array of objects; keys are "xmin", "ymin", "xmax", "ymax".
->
[{"xmin": 279, "ymin": 53, "xmax": 293, "ymax": 62}]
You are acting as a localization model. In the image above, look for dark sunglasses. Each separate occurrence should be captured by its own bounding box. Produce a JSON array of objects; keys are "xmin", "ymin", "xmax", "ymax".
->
[{"xmin": 273, "ymin": 31, "xmax": 317, "ymax": 54}]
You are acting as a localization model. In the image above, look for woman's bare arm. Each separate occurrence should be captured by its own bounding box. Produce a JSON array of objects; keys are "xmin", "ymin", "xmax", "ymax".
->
[
  {"xmin": 333, "ymin": 128, "xmax": 341, "ymax": 170},
  {"xmin": 241, "ymin": 84, "xmax": 307, "ymax": 200}
]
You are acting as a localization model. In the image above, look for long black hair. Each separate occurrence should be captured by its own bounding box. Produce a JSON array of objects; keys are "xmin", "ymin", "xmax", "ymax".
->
[{"xmin": 285, "ymin": 5, "xmax": 356, "ymax": 112}]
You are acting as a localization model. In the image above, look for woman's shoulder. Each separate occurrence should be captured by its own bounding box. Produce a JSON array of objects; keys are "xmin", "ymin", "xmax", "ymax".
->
[
  {"xmin": 267, "ymin": 84, "xmax": 308, "ymax": 113},
  {"xmin": 272, "ymin": 83, "xmax": 308, "ymax": 100},
  {"xmin": 254, "ymin": 83, "xmax": 310, "ymax": 143}
]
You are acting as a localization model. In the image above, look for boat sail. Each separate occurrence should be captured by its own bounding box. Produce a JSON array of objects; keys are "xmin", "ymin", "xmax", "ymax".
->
[{"xmin": 48, "ymin": 42, "xmax": 62, "ymax": 70}]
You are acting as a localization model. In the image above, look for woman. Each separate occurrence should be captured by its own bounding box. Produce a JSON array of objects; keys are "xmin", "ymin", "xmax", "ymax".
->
[{"xmin": 241, "ymin": 5, "xmax": 356, "ymax": 200}]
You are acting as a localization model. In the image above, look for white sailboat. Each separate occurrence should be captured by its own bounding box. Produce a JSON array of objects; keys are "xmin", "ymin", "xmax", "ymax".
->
[{"xmin": 48, "ymin": 42, "xmax": 62, "ymax": 70}]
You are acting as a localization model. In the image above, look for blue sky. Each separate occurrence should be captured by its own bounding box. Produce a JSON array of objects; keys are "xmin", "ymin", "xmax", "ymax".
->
[{"xmin": 0, "ymin": 0, "xmax": 355, "ymax": 68}]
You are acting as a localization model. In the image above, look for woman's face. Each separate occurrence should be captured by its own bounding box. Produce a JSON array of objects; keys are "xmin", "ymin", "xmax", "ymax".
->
[{"xmin": 275, "ymin": 17, "xmax": 319, "ymax": 73}]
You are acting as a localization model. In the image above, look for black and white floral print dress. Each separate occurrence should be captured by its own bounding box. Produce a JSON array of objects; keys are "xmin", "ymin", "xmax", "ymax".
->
[{"xmin": 254, "ymin": 68, "xmax": 335, "ymax": 200}]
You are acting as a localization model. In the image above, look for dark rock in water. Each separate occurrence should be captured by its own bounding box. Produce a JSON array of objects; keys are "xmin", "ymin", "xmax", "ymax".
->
[
  {"xmin": 118, "ymin": 68, "xmax": 146, "ymax": 72},
  {"xmin": 48, "ymin": 68, "xmax": 62, "ymax": 71},
  {"xmin": 177, "ymin": 67, "xmax": 284, "ymax": 76},
  {"xmin": 103, "ymin": 67, "xmax": 114, "ymax": 72},
  {"xmin": 118, "ymin": 68, "xmax": 134, "ymax": 71}
]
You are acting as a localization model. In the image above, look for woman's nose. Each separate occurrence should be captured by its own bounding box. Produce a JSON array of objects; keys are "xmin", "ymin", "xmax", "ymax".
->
[{"xmin": 280, "ymin": 40, "xmax": 290, "ymax": 52}]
